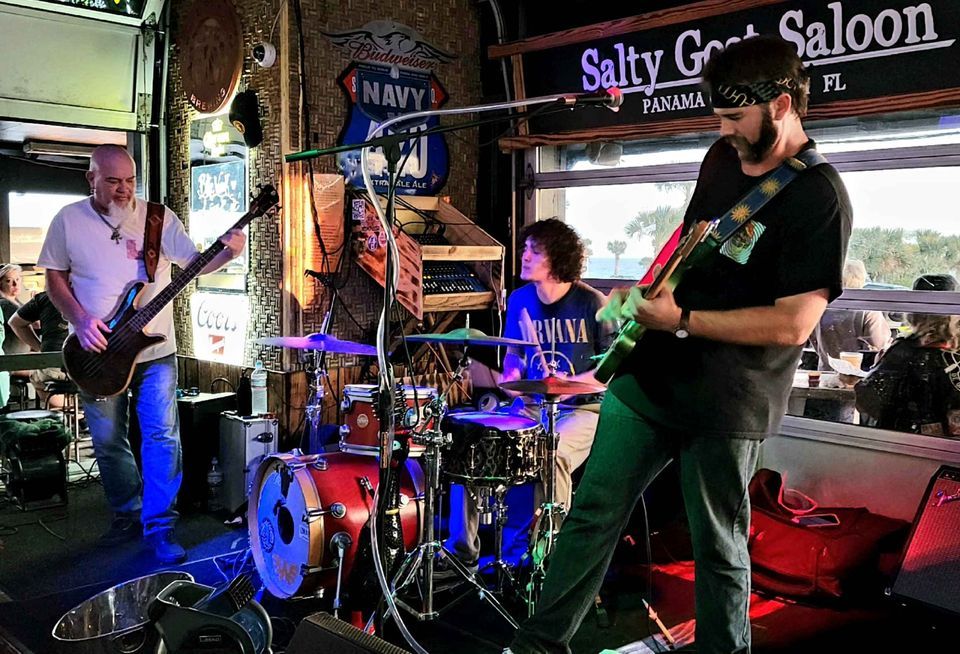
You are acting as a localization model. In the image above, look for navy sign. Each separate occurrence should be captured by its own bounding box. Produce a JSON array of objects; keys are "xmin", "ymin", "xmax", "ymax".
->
[{"xmin": 337, "ymin": 63, "xmax": 450, "ymax": 195}]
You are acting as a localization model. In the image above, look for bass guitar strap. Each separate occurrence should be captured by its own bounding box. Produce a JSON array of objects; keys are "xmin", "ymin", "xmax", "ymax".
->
[
  {"xmin": 143, "ymin": 202, "xmax": 165, "ymax": 283},
  {"xmin": 708, "ymin": 147, "xmax": 828, "ymax": 247}
]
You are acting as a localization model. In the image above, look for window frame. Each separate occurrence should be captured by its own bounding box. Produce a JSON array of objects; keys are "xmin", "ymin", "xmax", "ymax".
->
[{"xmin": 526, "ymin": 137, "xmax": 960, "ymax": 449}]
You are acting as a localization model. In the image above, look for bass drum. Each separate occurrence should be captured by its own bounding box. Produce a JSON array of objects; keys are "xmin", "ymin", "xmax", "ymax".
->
[{"xmin": 248, "ymin": 452, "xmax": 423, "ymax": 599}]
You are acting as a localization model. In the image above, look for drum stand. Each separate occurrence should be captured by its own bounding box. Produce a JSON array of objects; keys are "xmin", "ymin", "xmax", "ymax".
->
[
  {"xmin": 525, "ymin": 394, "xmax": 566, "ymax": 616},
  {"xmin": 386, "ymin": 357, "xmax": 518, "ymax": 628}
]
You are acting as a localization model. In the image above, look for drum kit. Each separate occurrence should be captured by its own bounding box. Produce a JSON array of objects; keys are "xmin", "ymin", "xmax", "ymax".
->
[{"xmin": 248, "ymin": 326, "xmax": 604, "ymax": 626}]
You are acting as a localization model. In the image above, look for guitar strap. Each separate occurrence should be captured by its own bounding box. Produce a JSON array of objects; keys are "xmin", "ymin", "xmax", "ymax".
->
[
  {"xmin": 708, "ymin": 147, "xmax": 828, "ymax": 246},
  {"xmin": 143, "ymin": 202, "xmax": 165, "ymax": 283}
]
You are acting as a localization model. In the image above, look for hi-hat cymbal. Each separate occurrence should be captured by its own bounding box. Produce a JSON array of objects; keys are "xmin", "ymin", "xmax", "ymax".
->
[
  {"xmin": 405, "ymin": 328, "xmax": 535, "ymax": 348},
  {"xmin": 255, "ymin": 333, "xmax": 377, "ymax": 356},
  {"xmin": 499, "ymin": 376, "xmax": 606, "ymax": 397}
]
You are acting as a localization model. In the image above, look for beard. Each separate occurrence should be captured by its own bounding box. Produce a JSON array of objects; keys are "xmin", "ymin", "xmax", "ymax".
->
[
  {"xmin": 106, "ymin": 197, "xmax": 136, "ymax": 222},
  {"xmin": 726, "ymin": 108, "xmax": 778, "ymax": 163}
]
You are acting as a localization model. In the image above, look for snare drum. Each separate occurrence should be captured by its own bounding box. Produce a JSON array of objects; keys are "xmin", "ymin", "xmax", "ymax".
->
[
  {"xmin": 339, "ymin": 384, "xmax": 438, "ymax": 457},
  {"xmin": 248, "ymin": 451, "xmax": 423, "ymax": 599},
  {"xmin": 442, "ymin": 411, "xmax": 544, "ymax": 485}
]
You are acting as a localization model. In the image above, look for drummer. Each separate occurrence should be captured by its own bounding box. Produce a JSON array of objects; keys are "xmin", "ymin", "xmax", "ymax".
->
[{"xmin": 439, "ymin": 218, "xmax": 616, "ymax": 580}]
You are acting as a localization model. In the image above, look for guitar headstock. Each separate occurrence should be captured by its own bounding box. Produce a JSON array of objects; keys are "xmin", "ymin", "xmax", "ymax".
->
[{"xmin": 249, "ymin": 184, "xmax": 280, "ymax": 217}]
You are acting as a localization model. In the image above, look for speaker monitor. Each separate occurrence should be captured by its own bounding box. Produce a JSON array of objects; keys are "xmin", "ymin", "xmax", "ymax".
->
[
  {"xmin": 286, "ymin": 612, "xmax": 411, "ymax": 654},
  {"xmin": 229, "ymin": 90, "xmax": 264, "ymax": 148},
  {"xmin": 890, "ymin": 465, "xmax": 960, "ymax": 615}
]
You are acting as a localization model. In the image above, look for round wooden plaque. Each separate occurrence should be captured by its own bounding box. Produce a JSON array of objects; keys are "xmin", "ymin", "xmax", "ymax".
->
[{"xmin": 178, "ymin": 0, "xmax": 244, "ymax": 114}]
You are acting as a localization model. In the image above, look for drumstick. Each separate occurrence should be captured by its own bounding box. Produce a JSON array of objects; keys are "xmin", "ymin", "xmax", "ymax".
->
[{"xmin": 520, "ymin": 307, "xmax": 551, "ymax": 376}]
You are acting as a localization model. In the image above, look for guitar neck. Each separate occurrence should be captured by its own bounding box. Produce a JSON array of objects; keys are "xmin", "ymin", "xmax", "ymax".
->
[{"xmin": 126, "ymin": 205, "xmax": 262, "ymax": 332}]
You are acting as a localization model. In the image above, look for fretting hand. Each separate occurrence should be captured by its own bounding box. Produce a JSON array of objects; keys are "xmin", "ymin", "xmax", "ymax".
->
[{"xmin": 219, "ymin": 228, "xmax": 246, "ymax": 258}]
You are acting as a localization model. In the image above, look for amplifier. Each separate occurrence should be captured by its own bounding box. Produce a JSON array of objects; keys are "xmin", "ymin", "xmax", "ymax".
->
[
  {"xmin": 219, "ymin": 412, "xmax": 279, "ymax": 513},
  {"xmin": 286, "ymin": 612, "xmax": 411, "ymax": 654},
  {"xmin": 890, "ymin": 465, "xmax": 960, "ymax": 615},
  {"xmin": 177, "ymin": 392, "xmax": 237, "ymax": 508}
]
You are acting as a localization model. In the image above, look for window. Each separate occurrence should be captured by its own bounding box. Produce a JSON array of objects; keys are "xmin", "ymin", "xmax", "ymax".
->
[
  {"xmin": 531, "ymin": 110, "xmax": 960, "ymax": 441},
  {"xmin": 8, "ymin": 191, "xmax": 86, "ymax": 295}
]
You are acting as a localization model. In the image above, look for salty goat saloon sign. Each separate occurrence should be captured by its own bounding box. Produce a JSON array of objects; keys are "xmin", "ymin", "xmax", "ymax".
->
[{"xmin": 520, "ymin": 0, "xmax": 960, "ymax": 132}]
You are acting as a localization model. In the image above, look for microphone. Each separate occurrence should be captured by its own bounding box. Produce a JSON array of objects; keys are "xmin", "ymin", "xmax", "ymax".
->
[{"xmin": 558, "ymin": 87, "xmax": 623, "ymax": 112}]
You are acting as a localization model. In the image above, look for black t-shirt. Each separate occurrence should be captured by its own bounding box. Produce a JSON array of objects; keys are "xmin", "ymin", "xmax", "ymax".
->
[
  {"xmin": 15, "ymin": 292, "xmax": 68, "ymax": 352},
  {"xmin": 0, "ymin": 298, "xmax": 28, "ymax": 355},
  {"xmin": 610, "ymin": 139, "xmax": 852, "ymax": 438}
]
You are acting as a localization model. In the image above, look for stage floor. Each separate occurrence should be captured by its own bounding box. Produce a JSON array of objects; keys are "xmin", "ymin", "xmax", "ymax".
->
[{"xmin": 0, "ymin": 466, "xmax": 955, "ymax": 653}]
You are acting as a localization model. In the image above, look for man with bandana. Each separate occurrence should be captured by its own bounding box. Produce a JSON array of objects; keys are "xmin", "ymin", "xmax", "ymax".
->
[
  {"xmin": 507, "ymin": 36, "xmax": 851, "ymax": 654},
  {"xmin": 39, "ymin": 145, "xmax": 245, "ymax": 564}
]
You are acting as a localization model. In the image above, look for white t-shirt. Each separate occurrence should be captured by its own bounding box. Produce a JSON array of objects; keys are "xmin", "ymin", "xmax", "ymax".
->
[{"xmin": 38, "ymin": 197, "xmax": 199, "ymax": 362}]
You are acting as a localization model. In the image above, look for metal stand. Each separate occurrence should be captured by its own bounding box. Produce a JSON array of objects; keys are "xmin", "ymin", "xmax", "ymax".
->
[
  {"xmin": 387, "ymin": 357, "xmax": 518, "ymax": 628},
  {"xmin": 526, "ymin": 394, "xmax": 566, "ymax": 615},
  {"xmin": 303, "ymin": 351, "xmax": 327, "ymax": 454}
]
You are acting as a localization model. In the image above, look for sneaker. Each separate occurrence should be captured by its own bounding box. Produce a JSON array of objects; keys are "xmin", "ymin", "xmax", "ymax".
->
[
  {"xmin": 432, "ymin": 556, "xmax": 479, "ymax": 590},
  {"xmin": 99, "ymin": 516, "xmax": 139, "ymax": 545},
  {"xmin": 146, "ymin": 530, "xmax": 187, "ymax": 564}
]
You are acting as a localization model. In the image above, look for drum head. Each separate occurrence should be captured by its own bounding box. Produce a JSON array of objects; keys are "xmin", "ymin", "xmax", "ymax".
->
[
  {"xmin": 443, "ymin": 411, "xmax": 539, "ymax": 432},
  {"xmin": 248, "ymin": 455, "xmax": 323, "ymax": 598}
]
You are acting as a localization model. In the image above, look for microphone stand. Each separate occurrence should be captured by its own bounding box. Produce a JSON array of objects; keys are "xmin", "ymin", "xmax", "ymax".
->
[{"xmin": 287, "ymin": 91, "xmax": 620, "ymax": 654}]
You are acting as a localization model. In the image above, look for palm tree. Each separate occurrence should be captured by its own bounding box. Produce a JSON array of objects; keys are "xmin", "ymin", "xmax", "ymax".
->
[
  {"xmin": 623, "ymin": 182, "xmax": 695, "ymax": 254},
  {"xmin": 607, "ymin": 240, "xmax": 627, "ymax": 277}
]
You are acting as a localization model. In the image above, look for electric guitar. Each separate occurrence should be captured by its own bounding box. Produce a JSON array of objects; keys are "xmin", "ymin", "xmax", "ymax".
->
[
  {"xmin": 63, "ymin": 185, "xmax": 280, "ymax": 397},
  {"xmin": 592, "ymin": 220, "xmax": 715, "ymax": 383}
]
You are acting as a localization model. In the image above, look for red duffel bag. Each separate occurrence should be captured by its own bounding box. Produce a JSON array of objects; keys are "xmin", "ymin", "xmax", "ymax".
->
[{"xmin": 748, "ymin": 468, "xmax": 909, "ymax": 601}]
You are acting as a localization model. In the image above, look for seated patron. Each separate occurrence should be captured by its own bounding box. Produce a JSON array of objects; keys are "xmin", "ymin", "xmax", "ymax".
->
[
  {"xmin": 9, "ymin": 292, "xmax": 69, "ymax": 407},
  {"xmin": 855, "ymin": 274, "xmax": 960, "ymax": 437},
  {"xmin": 810, "ymin": 259, "xmax": 889, "ymax": 370}
]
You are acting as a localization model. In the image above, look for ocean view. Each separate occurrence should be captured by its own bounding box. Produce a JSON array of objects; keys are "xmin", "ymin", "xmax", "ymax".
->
[{"xmin": 583, "ymin": 257, "xmax": 650, "ymax": 281}]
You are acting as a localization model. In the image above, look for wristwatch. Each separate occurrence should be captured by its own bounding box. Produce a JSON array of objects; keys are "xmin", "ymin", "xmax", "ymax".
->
[{"xmin": 674, "ymin": 307, "xmax": 691, "ymax": 339}]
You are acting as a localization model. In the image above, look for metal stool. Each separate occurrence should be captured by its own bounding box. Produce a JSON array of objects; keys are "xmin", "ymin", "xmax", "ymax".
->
[
  {"xmin": 44, "ymin": 379, "xmax": 82, "ymax": 460},
  {"xmin": 9, "ymin": 377, "xmax": 33, "ymax": 410}
]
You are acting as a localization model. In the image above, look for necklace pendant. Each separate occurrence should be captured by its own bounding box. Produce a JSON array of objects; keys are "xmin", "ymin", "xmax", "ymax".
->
[{"xmin": 111, "ymin": 228, "xmax": 121, "ymax": 243}]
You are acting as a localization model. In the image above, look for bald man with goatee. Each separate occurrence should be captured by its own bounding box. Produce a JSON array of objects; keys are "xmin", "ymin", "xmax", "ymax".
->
[{"xmin": 39, "ymin": 145, "xmax": 245, "ymax": 563}]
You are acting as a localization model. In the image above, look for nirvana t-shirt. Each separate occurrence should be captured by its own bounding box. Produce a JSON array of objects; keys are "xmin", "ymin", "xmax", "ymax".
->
[
  {"xmin": 16, "ymin": 292, "xmax": 68, "ymax": 352},
  {"xmin": 505, "ymin": 281, "xmax": 615, "ymax": 382},
  {"xmin": 610, "ymin": 139, "xmax": 852, "ymax": 438}
]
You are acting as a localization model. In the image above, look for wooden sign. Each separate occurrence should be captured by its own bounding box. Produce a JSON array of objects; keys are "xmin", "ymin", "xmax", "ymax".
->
[{"xmin": 177, "ymin": 0, "xmax": 243, "ymax": 115}]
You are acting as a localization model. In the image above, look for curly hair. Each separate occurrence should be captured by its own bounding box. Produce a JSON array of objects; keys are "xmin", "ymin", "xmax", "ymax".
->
[{"xmin": 521, "ymin": 218, "xmax": 585, "ymax": 283}]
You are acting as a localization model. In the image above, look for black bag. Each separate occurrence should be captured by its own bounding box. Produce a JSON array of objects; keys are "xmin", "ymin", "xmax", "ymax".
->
[{"xmin": 748, "ymin": 468, "xmax": 908, "ymax": 601}]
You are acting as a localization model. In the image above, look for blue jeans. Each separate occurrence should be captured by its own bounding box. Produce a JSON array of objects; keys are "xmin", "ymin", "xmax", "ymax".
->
[
  {"xmin": 80, "ymin": 354, "xmax": 181, "ymax": 536},
  {"xmin": 510, "ymin": 392, "xmax": 761, "ymax": 654}
]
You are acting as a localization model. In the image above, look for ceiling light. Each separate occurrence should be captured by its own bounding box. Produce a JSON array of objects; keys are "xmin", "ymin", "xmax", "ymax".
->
[{"xmin": 22, "ymin": 141, "xmax": 96, "ymax": 158}]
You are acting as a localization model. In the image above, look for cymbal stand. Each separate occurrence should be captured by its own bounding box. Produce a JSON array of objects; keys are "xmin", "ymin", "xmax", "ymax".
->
[
  {"xmin": 387, "ymin": 353, "xmax": 518, "ymax": 628},
  {"xmin": 303, "ymin": 350, "xmax": 327, "ymax": 454},
  {"xmin": 526, "ymin": 393, "xmax": 566, "ymax": 616}
]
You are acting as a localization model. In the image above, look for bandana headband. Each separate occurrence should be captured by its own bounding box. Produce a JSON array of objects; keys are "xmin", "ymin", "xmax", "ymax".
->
[{"xmin": 709, "ymin": 77, "xmax": 799, "ymax": 109}]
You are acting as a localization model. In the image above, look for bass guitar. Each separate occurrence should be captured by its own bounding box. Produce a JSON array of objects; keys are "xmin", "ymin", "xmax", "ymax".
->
[
  {"xmin": 592, "ymin": 220, "xmax": 714, "ymax": 383},
  {"xmin": 63, "ymin": 184, "xmax": 280, "ymax": 397}
]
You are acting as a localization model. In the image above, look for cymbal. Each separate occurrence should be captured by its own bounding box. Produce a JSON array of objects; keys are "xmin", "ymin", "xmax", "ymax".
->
[
  {"xmin": 404, "ymin": 328, "xmax": 535, "ymax": 348},
  {"xmin": 254, "ymin": 333, "xmax": 377, "ymax": 356},
  {"xmin": 499, "ymin": 376, "xmax": 606, "ymax": 397}
]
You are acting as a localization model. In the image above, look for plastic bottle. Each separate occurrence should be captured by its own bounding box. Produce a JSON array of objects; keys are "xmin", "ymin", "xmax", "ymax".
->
[
  {"xmin": 207, "ymin": 457, "xmax": 224, "ymax": 513},
  {"xmin": 251, "ymin": 360, "xmax": 268, "ymax": 416}
]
